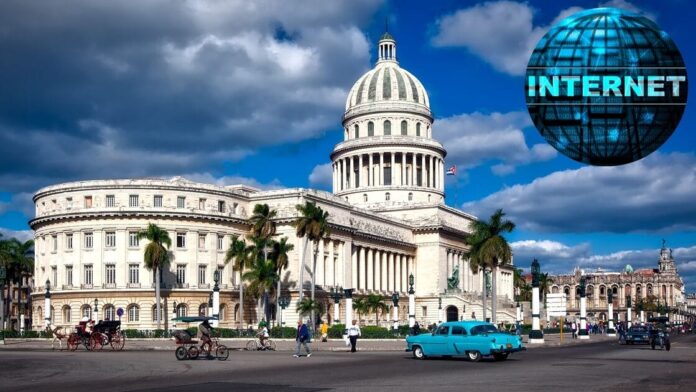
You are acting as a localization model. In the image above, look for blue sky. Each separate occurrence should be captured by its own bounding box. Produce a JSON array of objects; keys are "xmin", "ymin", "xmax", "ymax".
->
[{"xmin": 1, "ymin": 0, "xmax": 695, "ymax": 290}]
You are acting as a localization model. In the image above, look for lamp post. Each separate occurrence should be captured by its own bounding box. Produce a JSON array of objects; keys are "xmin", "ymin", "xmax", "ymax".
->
[
  {"xmin": 391, "ymin": 292, "xmax": 400, "ymax": 329},
  {"xmin": 516, "ymin": 301, "xmax": 521, "ymax": 323},
  {"xmin": 438, "ymin": 296, "xmax": 443, "ymax": 324},
  {"xmin": 638, "ymin": 303, "xmax": 645, "ymax": 324},
  {"xmin": 212, "ymin": 270, "xmax": 220, "ymax": 327},
  {"xmin": 344, "ymin": 289, "xmax": 354, "ymax": 329},
  {"xmin": 408, "ymin": 273, "xmax": 416, "ymax": 328},
  {"xmin": 330, "ymin": 286, "xmax": 342, "ymax": 325},
  {"xmin": 44, "ymin": 279, "xmax": 52, "ymax": 328},
  {"xmin": 93, "ymin": 298, "xmax": 99, "ymax": 322},
  {"xmin": 278, "ymin": 295, "xmax": 290, "ymax": 337},
  {"xmin": 626, "ymin": 295, "xmax": 632, "ymax": 328},
  {"xmin": 607, "ymin": 290, "xmax": 616, "ymax": 336},
  {"xmin": 578, "ymin": 276, "xmax": 589, "ymax": 339},
  {"xmin": 529, "ymin": 259, "xmax": 544, "ymax": 343}
]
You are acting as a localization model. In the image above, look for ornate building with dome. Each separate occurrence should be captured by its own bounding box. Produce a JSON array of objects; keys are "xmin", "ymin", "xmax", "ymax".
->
[{"xmin": 29, "ymin": 33, "xmax": 516, "ymax": 331}]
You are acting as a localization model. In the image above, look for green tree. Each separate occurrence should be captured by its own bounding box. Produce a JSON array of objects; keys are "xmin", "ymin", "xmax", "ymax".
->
[
  {"xmin": 296, "ymin": 298, "xmax": 320, "ymax": 319},
  {"xmin": 464, "ymin": 209, "xmax": 515, "ymax": 324},
  {"xmin": 250, "ymin": 203, "xmax": 277, "ymax": 240},
  {"xmin": 513, "ymin": 268, "xmax": 526, "ymax": 298},
  {"xmin": 242, "ymin": 252, "xmax": 279, "ymax": 323},
  {"xmin": 365, "ymin": 294, "xmax": 389, "ymax": 327},
  {"xmin": 225, "ymin": 235, "xmax": 250, "ymax": 328},
  {"xmin": 539, "ymin": 273, "xmax": 554, "ymax": 304},
  {"xmin": 352, "ymin": 297, "xmax": 369, "ymax": 324},
  {"xmin": 0, "ymin": 236, "xmax": 34, "ymax": 330},
  {"xmin": 292, "ymin": 201, "xmax": 330, "ymax": 328},
  {"xmin": 270, "ymin": 236, "xmax": 294, "ymax": 324},
  {"xmin": 137, "ymin": 223, "xmax": 171, "ymax": 330}
]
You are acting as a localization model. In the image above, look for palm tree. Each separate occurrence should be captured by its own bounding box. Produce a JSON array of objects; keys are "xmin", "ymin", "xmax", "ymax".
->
[
  {"xmin": 292, "ymin": 201, "xmax": 330, "ymax": 328},
  {"xmin": 513, "ymin": 268, "xmax": 526, "ymax": 298},
  {"xmin": 519, "ymin": 283, "xmax": 532, "ymax": 302},
  {"xmin": 296, "ymin": 298, "xmax": 320, "ymax": 319},
  {"xmin": 250, "ymin": 203, "xmax": 277, "ymax": 239},
  {"xmin": 0, "ymin": 236, "xmax": 34, "ymax": 330},
  {"xmin": 270, "ymin": 237, "xmax": 294, "ymax": 325},
  {"xmin": 539, "ymin": 273, "xmax": 554, "ymax": 304},
  {"xmin": 465, "ymin": 209, "xmax": 515, "ymax": 324},
  {"xmin": 365, "ymin": 294, "xmax": 388, "ymax": 327},
  {"xmin": 243, "ymin": 255, "xmax": 279, "ymax": 322},
  {"xmin": 137, "ymin": 223, "xmax": 171, "ymax": 330},
  {"xmin": 225, "ymin": 235, "xmax": 250, "ymax": 328},
  {"xmin": 352, "ymin": 297, "xmax": 369, "ymax": 324}
]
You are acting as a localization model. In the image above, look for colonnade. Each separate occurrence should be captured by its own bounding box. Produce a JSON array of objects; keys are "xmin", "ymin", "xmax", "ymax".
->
[
  {"xmin": 313, "ymin": 238, "xmax": 347, "ymax": 289},
  {"xmin": 333, "ymin": 151, "xmax": 443, "ymax": 192},
  {"xmin": 351, "ymin": 245, "xmax": 413, "ymax": 293}
]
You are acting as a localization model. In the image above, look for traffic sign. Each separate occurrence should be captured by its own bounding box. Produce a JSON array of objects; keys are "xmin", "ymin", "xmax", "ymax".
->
[{"xmin": 546, "ymin": 293, "xmax": 567, "ymax": 317}]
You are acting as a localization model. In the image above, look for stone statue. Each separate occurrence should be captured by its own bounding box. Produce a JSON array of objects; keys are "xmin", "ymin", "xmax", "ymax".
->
[{"xmin": 447, "ymin": 264, "xmax": 460, "ymax": 290}]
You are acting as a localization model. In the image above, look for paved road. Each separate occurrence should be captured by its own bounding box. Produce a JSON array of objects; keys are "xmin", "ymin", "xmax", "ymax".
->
[{"xmin": 1, "ymin": 335, "xmax": 694, "ymax": 392}]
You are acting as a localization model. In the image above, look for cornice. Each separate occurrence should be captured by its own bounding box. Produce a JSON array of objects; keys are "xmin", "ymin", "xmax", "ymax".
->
[{"xmin": 330, "ymin": 136, "xmax": 447, "ymax": 160}]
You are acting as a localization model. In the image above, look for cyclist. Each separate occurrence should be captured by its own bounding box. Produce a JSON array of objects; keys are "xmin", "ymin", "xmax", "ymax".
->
[
  {"xmin": 198, "ymin": 319, "xmax": 213, "ymax": 357},
  {"xmin": 258, "ymin": 321, "xmax": 270, "ymax": 349}
]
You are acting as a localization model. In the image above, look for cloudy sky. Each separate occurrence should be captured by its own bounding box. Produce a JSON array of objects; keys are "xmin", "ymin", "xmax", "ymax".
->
[{"xmin": 1, "ymin": 0, "xmax": 695, "ymax": 291}]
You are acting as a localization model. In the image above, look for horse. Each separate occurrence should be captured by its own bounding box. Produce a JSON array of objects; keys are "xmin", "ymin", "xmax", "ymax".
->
[{"xmin": 47, "ymin": 324, "xmax": 68, "ymax": 350}]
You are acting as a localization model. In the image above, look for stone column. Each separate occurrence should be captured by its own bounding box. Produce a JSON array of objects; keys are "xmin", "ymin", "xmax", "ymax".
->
[
  {"xmin": 429, "ymin": 155, "xmax": 434, "ymax": 188},
  {"xmin": 369, "ymin": 153, "xmax": 374, "ymax": 187},
  {"xmin": 358, "ymin": 154, "xmax": 363, "ymax": 188},
  {"xmin": 341, "ymin": 159, "xmax": 346, "ymax": 191},
  {"xmin": 395, "ymin": 254, "xmax": 402, "ymax": 293},
  {"xmin": 410, "ymin": 153, "xmax": 416, "ymax": 186},
  {"xmin": 381, "ymin": 252, "xmax": 388, "ymax": 291},
  {"xmin": 421, "ymin": 154, "xmax": 426, "ymax": 187},
  {"xmin": 387, "ymin": 253, "xmax": 394, "ymax": 292},
  {"xmin": 579, "ymin": 294, "xmax": 589, "ymax": 340},
  {"xmin": 389, "ymin": 152, "xmax": 394, "ymax": 185},
  {"xmin": 530, "ymin": 285, "xmax": 544, "ymax": 343},
  {"xmin": 347, "ymin": 156, "xmax": 353, "ymax": 189},
  {"xmin": 379, "ymin": 152, "xmax": 384, "ymax": 186},
  {"xmin": 317, "ymin": 239, "xmax": 325, "ymax": 287},
  {"xmin": 401, "ymin": 152, "xmax": 406, "ymax": 185},
  {"xmin": 359, "ymin": 247, "xmax": 366, "ymax": 290},
  {"xmin": 352, "ymin": 245, "xmax": 358, "ymax": 289},
  {"xmin": 366, "ymin": 248, "xmax": 373, "ymax": 291}
]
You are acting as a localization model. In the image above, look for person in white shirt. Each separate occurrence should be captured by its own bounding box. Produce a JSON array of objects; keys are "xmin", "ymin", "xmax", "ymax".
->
[{"xmin": 347, "ymin": 320, "xmax": 361, "ymax": 353}]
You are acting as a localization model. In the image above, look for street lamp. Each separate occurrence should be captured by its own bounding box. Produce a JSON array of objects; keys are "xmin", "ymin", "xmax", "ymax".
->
[
  {"xmin": 212, "ymin": 270, "xmax": 220, "ymax": 327},
  {"xmin": 438, "ymin": 296, "xmax": 443, "ymax": 324},
  {"xmin": 93, "ymin": 298, "xmax": 99, "ymax": 321},
  {"xmin": 173, "ymin": 301, "xmax": 177, "ymax": 316},
  {"xmin": 626, "ymin": 295, "xmax": 633, "ymax": 327},
  {"xmin": 44, "ymin": 279, "xmax": 52, "ymax": 328},
  {"xmin": 330, "ymin": 286, "xmax": 343, "ymax": 325},
  {"xmin": 278, "ymin": 295, "xmax": 290, "ymax": 335},
  {"xmin": 408, "ymin": 274, "xmax": 416, "ymax": 328},
  {"xmin": 529, "ymin": 259, "xmax": 543, "ymax": 343},
  {"xmin": 607, "ymin": 290, "xmax": 616, "ymax": 336}
]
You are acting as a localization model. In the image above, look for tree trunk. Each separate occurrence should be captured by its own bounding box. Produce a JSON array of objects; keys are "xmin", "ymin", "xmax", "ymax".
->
[
  {"xmin": 155, "ymin": 267, "xmax": 161, "ymax": 330},
  {"xmin": 482, "ymin": 270, "xmax": 487, "ymax": 322},
  {"xmin": 239, "ymin": 270, "xmax": 244, "ymax": 330},
  {"xmin": 299, "ymin": 236, "xmax": 308, "ymax": 302},
  {"xmin": 492, "ymin": 265, "xmax": 498, "ymax": 324},
  {"xmin": 276, "ymin": 278, "xmax": 281, "ymax": 327},
  {"xmin": 310, "ymin": 241, "xmax": 318, "ymax": 331}
]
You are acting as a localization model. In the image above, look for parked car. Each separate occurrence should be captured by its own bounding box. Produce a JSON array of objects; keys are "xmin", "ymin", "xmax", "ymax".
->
[
  {"xmin": 405, "ymin": 321, "xmax": 525, "ymax": 361},
  {"xmin": 619, "ymin": 325, "xmax": 650, "ymax": 345}
]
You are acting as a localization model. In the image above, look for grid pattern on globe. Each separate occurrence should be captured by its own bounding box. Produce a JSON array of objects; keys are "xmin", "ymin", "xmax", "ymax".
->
[{"xmin": 526, "ymin": 9, "xmax": 687, "ymax": 165}]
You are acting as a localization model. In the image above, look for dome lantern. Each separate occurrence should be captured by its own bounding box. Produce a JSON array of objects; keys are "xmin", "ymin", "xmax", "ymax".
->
[{"xmin": 378, "ymin": 31, "xmax": 397, "ymax": 63}]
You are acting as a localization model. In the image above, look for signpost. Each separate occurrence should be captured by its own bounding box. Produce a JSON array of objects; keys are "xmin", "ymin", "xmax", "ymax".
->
[
  {"xmin": 545, "ymin": 293, "xmax": 568, "ymax": 344},
  {"xmin": 117, "ymin": 307, "xmax": 124, "ymax": 322}
]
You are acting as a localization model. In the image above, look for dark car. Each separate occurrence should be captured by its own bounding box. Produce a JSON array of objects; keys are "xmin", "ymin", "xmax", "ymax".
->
[{"xmin": 619, "ymin": 326, "xmax": 650, "ymax": 345}]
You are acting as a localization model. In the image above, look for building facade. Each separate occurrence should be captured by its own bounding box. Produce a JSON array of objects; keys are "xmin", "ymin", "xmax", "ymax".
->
[
  {"xmin": 30, "ymin": 33, "xmax": 516, "ymax": 330},
  {"xmin": 547, "ymin": 243, "xmax": 685, "ymax": 323}
]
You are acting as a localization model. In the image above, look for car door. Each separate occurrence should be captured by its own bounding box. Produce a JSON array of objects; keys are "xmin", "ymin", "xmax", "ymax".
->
[
  {"xmin": 428, "ymin": 325, "xmax": 450, "ymax": 356},
  {"xmin": 450, "ymin": 325, "xmax": 469, "ymax": 356}
]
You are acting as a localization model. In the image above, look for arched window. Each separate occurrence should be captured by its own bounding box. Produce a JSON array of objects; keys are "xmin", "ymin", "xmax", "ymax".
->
[
  {"xmin": 383, "ymin": 120, "xmax": 391, "ymax": 135},
  {"xmin": 219, "ymin": 304, "xmax": 226, "ymax": 321},
  {"xmin": 385, "ymin": 192, "xmax": 390, "ymax": 201},
  {"xmin": 368, "ymin": 121, "xmax": 374, "ymax": 136},
  {"xmin": 81, "ymin": 304, "xmax": 92, "ymax": 320},
  {"xmin": 199, "ymin": 303, "xmax": 208, "ymax": 317},
  {"xmin": 354, "ymin": 124, "xmax": 359, "ymax": 138},
  {"xmin": 62, "ymin": 305, "xmax": 71, "ymax": 323},
  {"xmin": 612, "ymin": 286, "xmax": 618, "ymax": 295},
  {"xmin": 176, "ymin": 304, "xmax": 188, "ymax": 318},
  {"xmin": 103, "ymin": 304, "xmax": 115, "ymax": 321},
  {"xmin": 416, "ymin": 123, "xmax": 421, "ymax": 136},
  {"xmin": 564, "ymin": 287, "xmax": 570, "ymax": 296},
  {"xmin": 37, "ymin": 306, "xmax": 42, "ymax": 324},
  {"xmin": 401, "ymin": 120, "xmax": 407, "ymax": 135},
  {"xmin": 363, "ymin": 194, "xmax": 368, "ymax": 202},
  {"xmin": 152, "ymin": 305, "xmax": 164, "ymax": 323},
  {"xmin": 127, "ymin": 304, "xmax": 139, "ymax": 322},
  {"xmin": 408, "ymin": 192, "xmax": 413, "ymax": 201}
]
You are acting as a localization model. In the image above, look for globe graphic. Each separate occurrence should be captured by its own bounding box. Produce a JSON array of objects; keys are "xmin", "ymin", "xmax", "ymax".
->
[{"xmin": 525, "ymin": 8, "xmax": 688, "ymax": 166}]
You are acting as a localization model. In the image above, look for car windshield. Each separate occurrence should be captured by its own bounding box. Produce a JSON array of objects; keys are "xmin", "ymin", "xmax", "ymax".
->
[
  {"xmin": 630, "ymin": 327, "xmax": 647, "ymax": 333},
  {"xmin": 469, "ymin": 325, "xmax": 498, "ymax": 335}
]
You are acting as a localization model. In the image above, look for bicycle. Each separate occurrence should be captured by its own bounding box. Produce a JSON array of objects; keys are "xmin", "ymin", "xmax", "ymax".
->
[{"xmin": 245, "ymin": 337, "xmax": 276, "ymax": 351}]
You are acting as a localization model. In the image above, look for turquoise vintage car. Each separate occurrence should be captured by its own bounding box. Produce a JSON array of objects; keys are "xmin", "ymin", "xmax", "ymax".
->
[{"xmin": 406, "ymin": 321, "xmax": 525, "ymax": 361}]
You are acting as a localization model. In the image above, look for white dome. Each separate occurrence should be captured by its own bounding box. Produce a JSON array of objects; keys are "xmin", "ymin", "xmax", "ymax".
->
[{"xmin": 345, "ymin": 63, "xmax": 430, "ymax": 111}]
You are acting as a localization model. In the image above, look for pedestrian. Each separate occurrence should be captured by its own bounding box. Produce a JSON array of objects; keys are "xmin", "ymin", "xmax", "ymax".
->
[
  {"xmin": 320, "ymin": 322, "xmax": 329, "ymax": 342},
  {"xmin": 571, "ymin": 321, "xmax": 577, "ymax": 339},
  {"xmin": 413, "ymin": 321, "xmax": 421, "ymax": 335},
  {"xmin": 347, "ymin": 319, "xmax": 361, "ymax": 353},
  {"xmin": 293, "ymin": 319, "xmax": 312, "ymax": 358}
]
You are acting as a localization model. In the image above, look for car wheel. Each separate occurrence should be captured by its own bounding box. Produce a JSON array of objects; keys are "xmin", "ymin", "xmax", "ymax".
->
[
  {"xmin": 493, "ymin": 353, "xmax": 509, "ymax": 361},
  {"xmin": 651, "ymin": 342, "xmax": 655, "ymax": 350},
  {"xmin": 467, "ymin": 351, "xmax": 482, "ymax": 362},
  {"xmin": 413, "ymin": 346, "xmax": 426, "ymax": 360}
]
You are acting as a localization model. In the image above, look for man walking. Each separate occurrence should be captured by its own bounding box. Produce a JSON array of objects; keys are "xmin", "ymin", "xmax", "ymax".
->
[
  {"xmin": 347, "ymin": 319, "xmax": 361, "ymax": 353},
  {"xmin": 293, "ymin": 319, "xmax": 311, "ymax": 358}
]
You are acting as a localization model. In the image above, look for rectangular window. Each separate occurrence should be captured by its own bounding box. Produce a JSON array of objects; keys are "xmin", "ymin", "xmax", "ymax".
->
[
  {"xmin": 52, "ymin": 235, "xmax": 57, "ymax": 252},
  {"xmin": 176, "ymin": 264, "xmax": 186, "ymax": 284},
  {"xmin": 218, "ymin": 200, "xmax": 225, "ymax": 213},
  {"xmin": 199, "ymin": 198, "xmax": 206, "ymax": 210},
  {"xmin": 129, "ymin": 194, "xmax": 139, "ymax": 207},
  {"xmin": 105, "ymin": 195, "xmax": 115, "ymax": 207},
  {"xmin": 52, "ymin": 266, "xmax": 57, "ymax": 287},
  {"xmin": 217, "ymin": 235, "xmax": 223, "ymax": 251},
  {"xmin": 105, "ymin": 264, "xmax": 116, "ymax": 285},
  {"xmin": 66, "ymin": 233, "xmax": 73, "ymax": 250},
  {"xmin": 153, "ymin": 195, "xmax": 163, "ymax": 207},
  {"xmin": 128, "ymin": 264, "xmax": 139, "ymax": 284},
  {"xmin": 177, "ymin": 196, "xmax": 185, "ymax": 209},
  {"xmin": 84, "ymin": 196, "xmax": 93, "ymax": 208},
  {"xmin": 198, "ymin": 234, "xmax": 206, "ymax": 249},
  {"xmin": 176, "ymin": 233, "xmax": 186, "ymax": 248},
  {"xmin": 84, "ymin": 265, "xmax": 93, "ymax": 286},
  {"xmin": 128, "ymin": 232, "xmax": 139, "ymax": 247},
  {"xmin": 198, "ymin": 265, "xmax": 207, "ymax": 286},
  {"xmin": 66, "ymin": 266, "xmax": 73, "ymax": 286},
  {"xmin": 84, "ymin": 232, "xmax": 93, "ymax": 249},
  {"xmin": 105, "ymin": 231, "xmax": 116, "ymax": 248}
]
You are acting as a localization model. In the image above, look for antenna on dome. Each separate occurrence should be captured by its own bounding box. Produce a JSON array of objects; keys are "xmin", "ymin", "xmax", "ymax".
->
[{"xmin": 377, "ymin": 18, "xmax": 396, "ymax": 63}]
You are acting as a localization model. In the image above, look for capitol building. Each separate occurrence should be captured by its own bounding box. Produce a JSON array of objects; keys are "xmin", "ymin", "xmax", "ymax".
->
[{"xmin": 30, "ymin": 33, "xmax": 516, "ymax": 330}]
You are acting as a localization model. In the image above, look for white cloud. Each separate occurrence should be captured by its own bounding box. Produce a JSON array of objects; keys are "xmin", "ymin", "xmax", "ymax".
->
[
  {"xmin": 308, "ymin": 163, "xmax": 333, "ymax": 189},
  {"xmin": 431, "ymin": 0, "xmax": 651, "ymax": 76},
  {"xmin": 464, "ymin": 152, "xmax": 696, "ymax": 233},
  {"xmin": 437, "ymin": 111, "xmax": 556, "ymax": 175},
  {"xmin": 0, "ymin": 228, "xmax": 33, "ymax": 242}
]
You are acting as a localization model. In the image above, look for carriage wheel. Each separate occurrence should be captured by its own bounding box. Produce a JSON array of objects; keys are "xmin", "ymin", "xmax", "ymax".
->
[
  {"xmin": 89, "ymin": 334, "xmax": 104, "ymax": 351},
  {"xmin": 67, "ymin": 334, "xmax": 79, "ymax": 352},
  {"xmin": 187, "ymin": 346, "xmax": 200, "ymax": 360},
  {"xmin": 216, "ymin": 345, "xmax": 230, "ymax": 361},
  {"xmin": 110, "ymin": 331, "xmax": 125, "ymax": 351},
  {"xmin": 175, "ymin": 346, "xmax": 188, "ymax": 360},
  {"xmin": 245, "ymin": 340, "xmax": 258, "ymax": 351}
]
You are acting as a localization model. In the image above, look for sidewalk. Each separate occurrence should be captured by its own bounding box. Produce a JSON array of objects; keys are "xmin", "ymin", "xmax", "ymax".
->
[{"xmin": 0, "ymin": 333, "xmax": 614, "ymax": 352}]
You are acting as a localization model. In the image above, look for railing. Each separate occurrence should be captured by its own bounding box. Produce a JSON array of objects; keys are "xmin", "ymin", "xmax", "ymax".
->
[
  {"xmin": 127, "ymin": 283, "xmax": 141, "ymax": 288},
  {"xmin": 102, "ymin": 283, "xmax": 117, "ymax": 289},
  {"xmin": 173, "ymin": 283, "xmax": 189, "ymax": 289},
  {"xmin": 81, "ymin": 284, "xmax": 93, "ymax": 289},
  {"xmin": 198, "ymin": 283, "xmax": 210, "ymax": 289},
  {"xmin": 62, "ymin": 285, "xmax": 73, "ymax": 290}
]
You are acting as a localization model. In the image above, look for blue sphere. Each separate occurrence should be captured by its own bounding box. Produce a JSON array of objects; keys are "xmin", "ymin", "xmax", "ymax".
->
[{"xmin": 525, "ymin": 8, "xmax": 688, "ymax": 166}]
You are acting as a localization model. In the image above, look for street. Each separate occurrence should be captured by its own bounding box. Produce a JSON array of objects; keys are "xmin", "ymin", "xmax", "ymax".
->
[{"xmin": 1, "ymin": 335, "xmax": 694, "ymax": 392}]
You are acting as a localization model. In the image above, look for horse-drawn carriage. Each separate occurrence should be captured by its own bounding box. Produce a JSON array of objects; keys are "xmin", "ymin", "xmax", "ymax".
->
[
  {"xmin": 67, "ymin": 320, "xmax": 125, "ymax": 351},
  {"xmin": 171, "ymin": 316, "xmax": 229, "ymax": 360}
]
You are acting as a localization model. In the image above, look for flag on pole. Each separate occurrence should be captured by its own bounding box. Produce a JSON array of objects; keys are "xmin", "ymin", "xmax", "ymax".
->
[{"xmin": 446, "ymin": 165, "xmax": 456, "ymax": 176}]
